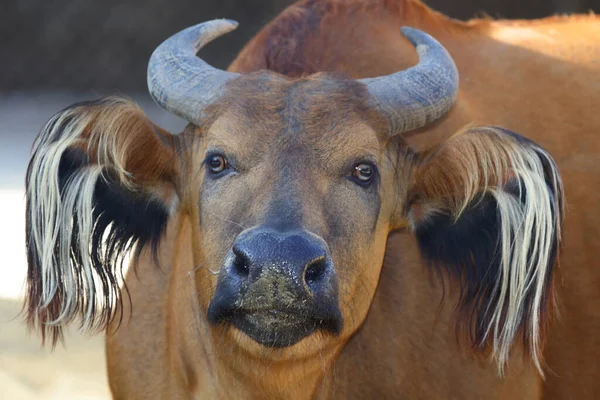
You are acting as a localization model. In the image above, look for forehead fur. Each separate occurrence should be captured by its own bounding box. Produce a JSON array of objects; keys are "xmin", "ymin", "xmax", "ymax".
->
[{"xmin": 203, "ymin": 71, "xmax": 389, "ymax": 143}]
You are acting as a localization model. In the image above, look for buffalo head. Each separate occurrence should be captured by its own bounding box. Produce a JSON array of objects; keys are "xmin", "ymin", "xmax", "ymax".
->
[{"xmin": 25, "ymin": 19, "xmax": 562, "ymax": 375}]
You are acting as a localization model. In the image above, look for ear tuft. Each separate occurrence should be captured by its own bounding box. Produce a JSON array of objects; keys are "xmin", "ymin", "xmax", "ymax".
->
[
  {"xmin": 408, "ymin": 126, "xmax": 564, "ymax": 375},
  {"xmin": 25, "ymin": 97, "xmax": 178, "ymax": 346}
]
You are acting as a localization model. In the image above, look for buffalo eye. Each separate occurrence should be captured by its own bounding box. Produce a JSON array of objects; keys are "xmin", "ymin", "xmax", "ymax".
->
[
  {"xmin": 351, "ymin": 163, "xmax": 376, "ymax": 185},
  {"xmin": 207, "ymin": 154, "xmax": 228, "ymax": 174}
]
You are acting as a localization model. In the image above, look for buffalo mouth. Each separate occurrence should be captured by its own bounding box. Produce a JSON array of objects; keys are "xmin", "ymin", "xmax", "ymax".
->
[
  {"xmin": 209, "ymin": 305, "xmax": 343, "ymax": 348},
  {"xmin": 234, "ymin": 309, "xmax": 342, "ymax": 347},
  {"xmin": 207, "ymin": 226, "xmax": 343, "ymax": 348}
]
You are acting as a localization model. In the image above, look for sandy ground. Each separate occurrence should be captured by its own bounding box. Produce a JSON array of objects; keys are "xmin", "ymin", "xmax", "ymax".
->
[
  {"xmin": 0, "ymin": 299, "xmax": 110, "ymax": 399},
  {"xmin": 0, "ymin": 92, "xmax": 186, "ymax": 399}
]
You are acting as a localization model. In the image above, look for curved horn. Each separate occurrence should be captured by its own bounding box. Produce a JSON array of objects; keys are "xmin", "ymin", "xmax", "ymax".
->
[
  {"xmin": 359, "ymin": 27, "xmax": 459, "ymax": 134},
  {"xmin": 147, "ymin": 19, "xmax": 240, "ymax": 125}
]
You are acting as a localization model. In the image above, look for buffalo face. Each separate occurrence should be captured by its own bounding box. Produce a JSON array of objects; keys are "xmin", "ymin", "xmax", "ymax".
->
[
  {"xmin": 192, "ymin": 73, "xmax": 400, "ymax": 354},
  {"xmin": 144, "ymin": 20, "xmax": 457, "ymax": 356}
]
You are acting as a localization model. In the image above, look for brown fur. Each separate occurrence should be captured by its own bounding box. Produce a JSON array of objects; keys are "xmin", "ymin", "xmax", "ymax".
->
[
  {"xmin": 226, "ymin": 0, "xmax": 600, "ymax": 398},
  {"xmin": 100, "ymin": 79, "xmax": 562, "ymax": 398},
  {"xmin": 22, "ymin": 1, "xmax": 597, "ymax": 399}
]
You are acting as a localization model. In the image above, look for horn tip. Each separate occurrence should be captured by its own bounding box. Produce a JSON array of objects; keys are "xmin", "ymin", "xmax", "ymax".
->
[
  {"xmin": 223, "ymin": 19, "xmax": 239, "ymax": 28},
  {"xmin": 216, "ymin": 18, "xmax": 239, "ymax": 32},
  {"xmin": 399, "ymin": 26, "xmax": 434, "ymax": 48}
]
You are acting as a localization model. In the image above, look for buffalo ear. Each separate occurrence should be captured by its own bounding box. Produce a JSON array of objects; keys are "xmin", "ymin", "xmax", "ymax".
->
[
  {"xmin": 25, "ymin": 97, "xmax": 180, "ymax": 346},
  {"xmin": 406, "ymin": 126, "xmax": 564, "ymax": 375}
]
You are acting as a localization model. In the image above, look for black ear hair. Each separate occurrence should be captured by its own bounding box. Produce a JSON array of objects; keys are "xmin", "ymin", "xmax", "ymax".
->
[
  {"xmin": 407, "ymin": 126, "xmax": 563, "ymax": 375},
  {"xmin": 25, "ymin": 97, "xmax": 178, "ymax": 345}
]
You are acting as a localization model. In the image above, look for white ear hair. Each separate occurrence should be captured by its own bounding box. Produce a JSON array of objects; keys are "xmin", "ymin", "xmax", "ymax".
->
[
  {"xmin": 25, "ymin": 97, "xmax": 176, "ymax": 345},
  {"xmin": 28, "ymin": 106, "xmax": 108, "ymax": 329},
  {"xmin": 410, "ymin": 126, "xmax": 563, "ymax": 376}
]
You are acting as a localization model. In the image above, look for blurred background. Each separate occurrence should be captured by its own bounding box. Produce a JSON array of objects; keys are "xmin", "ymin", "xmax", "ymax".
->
[{"xmin": 1, "ymin": 0, "xmax": 598, "ymax": 398}]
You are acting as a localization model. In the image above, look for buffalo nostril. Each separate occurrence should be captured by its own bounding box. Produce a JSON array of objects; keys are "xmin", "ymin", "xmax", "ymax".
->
[
  {"xmin": 304, "ymin": 257, "xmax": 327, "ymax": 285},
  {"xmin": 232, "ymin": 248, "xmax": 250, "ymax": 277}
]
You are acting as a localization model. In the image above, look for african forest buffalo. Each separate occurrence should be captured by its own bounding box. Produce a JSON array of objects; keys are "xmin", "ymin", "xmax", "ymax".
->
[{"xmin": 24, "ymin": 0, "xmax": 598, "ymax": 398}]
